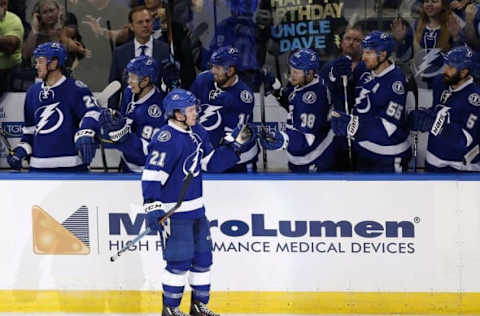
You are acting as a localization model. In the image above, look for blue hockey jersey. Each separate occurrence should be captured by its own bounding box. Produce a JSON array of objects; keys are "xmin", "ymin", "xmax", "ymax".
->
[
  {"xmin": 351, "ymin": 63, "xmax": 411, "ymax": 160},
  {"xmin": 190, "ymin": 71, "xmax": 258, "ymax": 166},
  {"xmin": 117, "ymin": 86, "xmax": 167, "ymax": 172},
  {"xmin": 19, "ymin": 77, "xmax": 100, "ymax": 169},
  {"xmin": 426, "ymin": 76, "xmax": 480, "ymax": 171},
  {"xmin": 141, "ymin": 121, "xmax": 240, "ymax": 219},
  {"xmin": 283, "ymin": 75, "xmax": 335, "ymax": 170}
]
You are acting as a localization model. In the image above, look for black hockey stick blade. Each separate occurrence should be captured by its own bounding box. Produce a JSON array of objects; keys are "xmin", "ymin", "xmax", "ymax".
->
[{"xmin": 110, "ymin": 172, "xmax": 194, "ymax": 262}]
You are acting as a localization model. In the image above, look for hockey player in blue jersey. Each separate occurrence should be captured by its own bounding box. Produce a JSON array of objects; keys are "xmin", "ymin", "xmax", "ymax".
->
[
  {"xmin": 259, "ymin": 48, "xmax": 335, "ymax": 172},
  {"xmin": 142, "ymin": 89, "xmax": 257, "ymax": 316},
  {"xmin": 191, "ymin": 46, "xmax": 258, "ymax": 173},
  {"xmin": 7, "ymin": 42, "xmax": 101, "ymax": 171},
  {"xmin": 410, "ymin": 46, "xmax": 480, "ymax": 171},
  {"xmin": 99, "ymin": 55, "xmax": 166, "ymax": 172},
  {"xmin": 331, "ymin": 31, "xmax": 411, "ymax": 172}
]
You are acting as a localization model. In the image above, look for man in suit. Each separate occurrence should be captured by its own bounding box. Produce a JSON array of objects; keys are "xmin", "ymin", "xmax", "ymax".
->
[{"xmin": 108, "ymin": 5, "xmax": 179, "ymax": 109}]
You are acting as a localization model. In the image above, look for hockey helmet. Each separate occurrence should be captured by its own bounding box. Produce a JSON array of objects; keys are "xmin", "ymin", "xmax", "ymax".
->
[
  {"xmin": 33, "ymin": 42, "xmax": 67, "ymax": 67},
  {"xmin": 227, "ymin": 0, "xmax": 258, "ymax": 16},
  {"xmin": 362, "ymin": 31, "xmax": 394, "ymax": 57},
  {"xmin": 126, "ymin": 55, "xmax": 159, "ymax": 83},
  {"xmin": 209, "ymin": 46, "xmax": 239, "ymax": 70},
  {"xmin": 288, "ymin": 48, "xmax": 319, "ymax": 73},
  {"xmin": 164, "ymin": 88, "xmax": 199, "ymax": 118},
  {"xmin": 443, "ymin": 46, "xmax": 473, "ymax": 72}
]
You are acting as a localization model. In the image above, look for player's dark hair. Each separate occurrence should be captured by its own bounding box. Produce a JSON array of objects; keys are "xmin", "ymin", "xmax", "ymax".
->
[{"xmin": 128, "ymin": 5, "xmax": 148, "ymax": 23}]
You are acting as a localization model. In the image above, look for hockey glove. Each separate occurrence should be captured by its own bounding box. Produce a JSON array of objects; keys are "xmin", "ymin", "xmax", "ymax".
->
[
  {"xmin": 259, "ymin": 128, "xmax": 288, "ymax": 151},
  {"xmin": 331, "ymin": 111, "xmax": 359, "ymax": 138},
  {"xmin": 99, "ymin": 108, "xmax": 130, "ymax": 143},
  {"xmin": 258, "ymin": 67, "xmax": 281, "ymax": 96},
  {"xmin": 160, "ymin": 59, "xmax": 181, "ymax": 91},
  {"xmin": 229, "ymin": 123, "xmax": 258, "ymax": 154},
  {"xmin": 408, "ymin": 109, "xmax": 435, "ymax": 132},
  {"xmin": 329, "ymin": 56, "xmax": 352, "ymax": 83},
  {"xmin": 74, "ymin": 129, "xmax": 98, "ymax": 165},
  {"xmin": 144, "ymin": 201, "xmax": 167, "ymax": 233},
  {"xmin": 7, "ymin": 146, "xmax": 27, "ymax": 170}
]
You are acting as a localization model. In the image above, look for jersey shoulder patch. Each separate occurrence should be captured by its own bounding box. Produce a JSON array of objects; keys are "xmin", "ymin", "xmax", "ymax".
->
[
  {"xmin": 392, "ymin": 81, "xmax": 405, "ymax": 95},
  {"xmin": 148, "ymin": 104, "xmax": 163, "ymax": 118},
  {"xmin": 468, "ymin": 93, "xmax": 480, "ymax": 107},
  {"xmin": 240, "ymin": 90, "xmax": 253, "ymax": 103},
  {"xmin": 157, "ymin": 130, "xmax": 172, "ymax": 142},
  {"xmin": 302, "ymin": 91, "xmax": 317, "ymax": 104},
  {"xmin": 75, "ymin": 80, "xmax": 88, "ymax": 89}
]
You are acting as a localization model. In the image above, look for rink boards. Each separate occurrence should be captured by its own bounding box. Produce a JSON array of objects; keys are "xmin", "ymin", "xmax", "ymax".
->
[{"xmin": 0, "ymin": 173, "xmax": 480, "ymax": 314}]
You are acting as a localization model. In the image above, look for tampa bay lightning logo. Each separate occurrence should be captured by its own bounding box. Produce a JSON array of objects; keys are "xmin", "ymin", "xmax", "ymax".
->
[
  {"xmin": 392, "ymin": 81, "xmax": 405, "ymax": 95},
  {"xmin": 468, "ymin": 93, "xmax": 480, "ymax": 107},
  {"xmin": 359, "ymin": 72, "xmax": 373, "ymax": 84},
  {"xmin": 34, "ymin": 102, "xmax": 64, "ymax": 135},
  {"xmin": 199, "ymin": 104, "xmax": 223, "ymax": 131},
  {"xmin": 302, "ymin": 91, "xmax": 317, "ymax": 104},
  {"xmin": 183, "ymin": 132, "xmax": 203, "ymax": 177},
  {"xmin": 147, "ymin": 104, "xmax": 162, "ymax": 118}
]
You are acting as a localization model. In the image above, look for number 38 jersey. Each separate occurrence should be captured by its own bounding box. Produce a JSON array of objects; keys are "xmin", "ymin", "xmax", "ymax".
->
[
  {"xmin": 19, "ymin": 77, "xmax": 100, "ymax": 169},
  {"xmin": 284, "ymin": 75, "xmax": 334, "ymax": 169},
  {"xmin": 351, "ymin": 63, "xmax": 411, "ymax": 160}
]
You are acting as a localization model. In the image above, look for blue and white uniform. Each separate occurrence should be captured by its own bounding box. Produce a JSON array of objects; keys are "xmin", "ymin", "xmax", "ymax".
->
[
  {"xmin": 191, "ymin": 71, "xmax": 257, "ymax": 172},
  {"xmin": 350, "ymin": 63, "xmax": 411, "ymax": 171},
  {"xmin": 425, "ymin": 75, "xmax": 480, "ymax": 171},
  {"xmin": 117, "ymin": 86, "xmax": 166, "ymax": 172},
  {"xmin": 19, "ymin": 77, "xmax": 100, "ymax": 170}
]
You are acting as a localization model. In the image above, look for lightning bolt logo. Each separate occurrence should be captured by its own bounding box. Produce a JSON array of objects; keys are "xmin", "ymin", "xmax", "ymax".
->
[
  {"xmin": 334, "ymin": 34, "xmax": 341, "ymax": 48},
  {"xmin": 199, "ymin": 104, "xmax": 223, "ymax": 131},
  {"xmin": 36, "ymin": 102, "xmax": 64, "ymax": 135},
  {"xmin": 183, "ymin": 133, "xmax": 203, "ymax": 177},
  {"xmin": 414, "ymin": 48, "xmax": 442, "ymax": 77}
]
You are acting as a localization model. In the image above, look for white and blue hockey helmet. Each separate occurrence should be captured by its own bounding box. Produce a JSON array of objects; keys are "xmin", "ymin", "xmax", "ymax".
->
[
  {"xmin": 126, "ymin": 55, "xmax": 159, "ymax": 82},
  {"xmin": 33, "ymin": 42, "xmax": 67, "ymax": 67},
  {"xmin": 288, "ymin": 48, "xmax": 319, "ymax": 73},
  {"xmin": 209, "ymin": 46, "xmax": 240, "ymax": 70},
  {"xmin": 362, "ymin": 31, "xmax": 394, "ymax": 57},
  {"xmin": 164, "ymin": 88, "xmax": 200, "ymax": 118},
  {"xmin": 443, "ymin": 46, "xmax": 473, "ymax": 72}
]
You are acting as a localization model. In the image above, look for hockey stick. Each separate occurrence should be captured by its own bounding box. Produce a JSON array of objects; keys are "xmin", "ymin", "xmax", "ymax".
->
[
  {"xmin": 259, "ymin": 82, "xmax": 268, "ymax": 170},
  {"xmin": 95, "ymin": 81, "xmax": 121, "ymax": 172},
  {"xmin": 408, "ymin": 73, "xmax": 419, "ymax": 172},
  {"xmin": 0, "ymin": 128, "xmax": 12, "ymax": 155},
  {"xmin": 106, "ymin": 20, "xmax": 114, "ymax": 54},
  {"xmin": 110, "ymin": 172, "xmax": 194, "ymax": 262},
  {"xmin": 342, "ymin": 75, "xmax": 353, "ymax": 169}
]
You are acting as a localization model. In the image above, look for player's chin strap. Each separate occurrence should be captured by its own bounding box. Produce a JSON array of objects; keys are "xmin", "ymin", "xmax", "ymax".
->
[
  {"xmin": 373, "ymin": 54, "xmax": 389, "ymax": 73},
  {"xmin": 134, "ymin": 77, "xmax": 151, "ymax": 101}
]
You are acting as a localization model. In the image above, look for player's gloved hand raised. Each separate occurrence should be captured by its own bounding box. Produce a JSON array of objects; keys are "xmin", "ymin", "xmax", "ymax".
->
[
  {"xmin": 229, "ymin": 123, "xmax": 258, "ymax": 154},
  {"xmin": 330, "ymin": 56, "xmax": 352, "ymax": 82},
  {"xmin": 258, "ymin": 67, "xmax": 281, "ymax": 96},
  {"xmin": 409, "ymin": 109, "xmax": 435, "ymax": 132},
  {"xmin": 160, "ymin": 59, "xmax": 181, "ymax": 91},
  {"xmin": 74, "ymin": 129, "xmax": 98, "ymax": 165},
  {"xmin": 99, "ymin": 108, "xmax": 130, "ymax": 144},
  {"xmin": 259, "ymin": 128, "xmax": 288, "ymax": 151},
  {"xmin": 331, "ymin": 111, "xmax": 359, "ymax": 137},
  {"xmin": 144, "ymin": 201, "xmax": 166, "ymax": 232},
  {"xmin": 7, "ymin": 146, "xmax": 27, "ymax": 170}
]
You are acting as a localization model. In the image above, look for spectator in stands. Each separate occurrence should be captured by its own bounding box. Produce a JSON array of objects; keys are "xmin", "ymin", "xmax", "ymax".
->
[
  {"xmin": 8, "ymin": 0, "xmax": 29, "ymax": 37},
  {"xmin": 22, "ymin": 0, "xmax": 89, "ymax": 76},
  {"xmin": 392, "ymin": 0, "xmax": 463, "ymax": 88},
  {"xmin": 108, "ymin": 6, "xmax": 178, "ymax": 109},
  {"xmin": 82, "ymin": 0, "xmax": 165, "ymax": 46},
  {"xmin": 0, "ymin": 0, "xmax": 24, "ymax": 96}
]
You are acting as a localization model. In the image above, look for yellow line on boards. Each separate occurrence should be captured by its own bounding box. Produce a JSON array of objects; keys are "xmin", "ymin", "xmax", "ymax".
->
[{"xmin": 0, "ymin": 290, "xmax": 480, "ymax": 314}]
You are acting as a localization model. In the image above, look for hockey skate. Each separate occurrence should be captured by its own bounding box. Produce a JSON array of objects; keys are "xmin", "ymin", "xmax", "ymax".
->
[
  {"xmin": 162, "ymin": 305, "xmax": 190, "ymax": 316},
  {"xmin": 190, "ymin": 300, "xmax": 220, "ymax": 316}
]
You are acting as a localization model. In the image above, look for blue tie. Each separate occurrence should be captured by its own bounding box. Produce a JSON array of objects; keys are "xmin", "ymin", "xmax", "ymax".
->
[{"xmin": 139, "ymin": 45, "xmax": 147, "ymax": 56}]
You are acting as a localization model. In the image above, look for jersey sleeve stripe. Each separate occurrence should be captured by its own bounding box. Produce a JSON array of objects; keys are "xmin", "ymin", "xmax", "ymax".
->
[
  {"xmin": 141, "ymin": 168, "xmax": 169, "ymax": 185},
  {"xmin": 162, "ymin": 197, "xmax": 204, "ymax": 213},
  {"xmin": 22, "ymin": 126, "xmax": 35, "ymax": 135}
]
